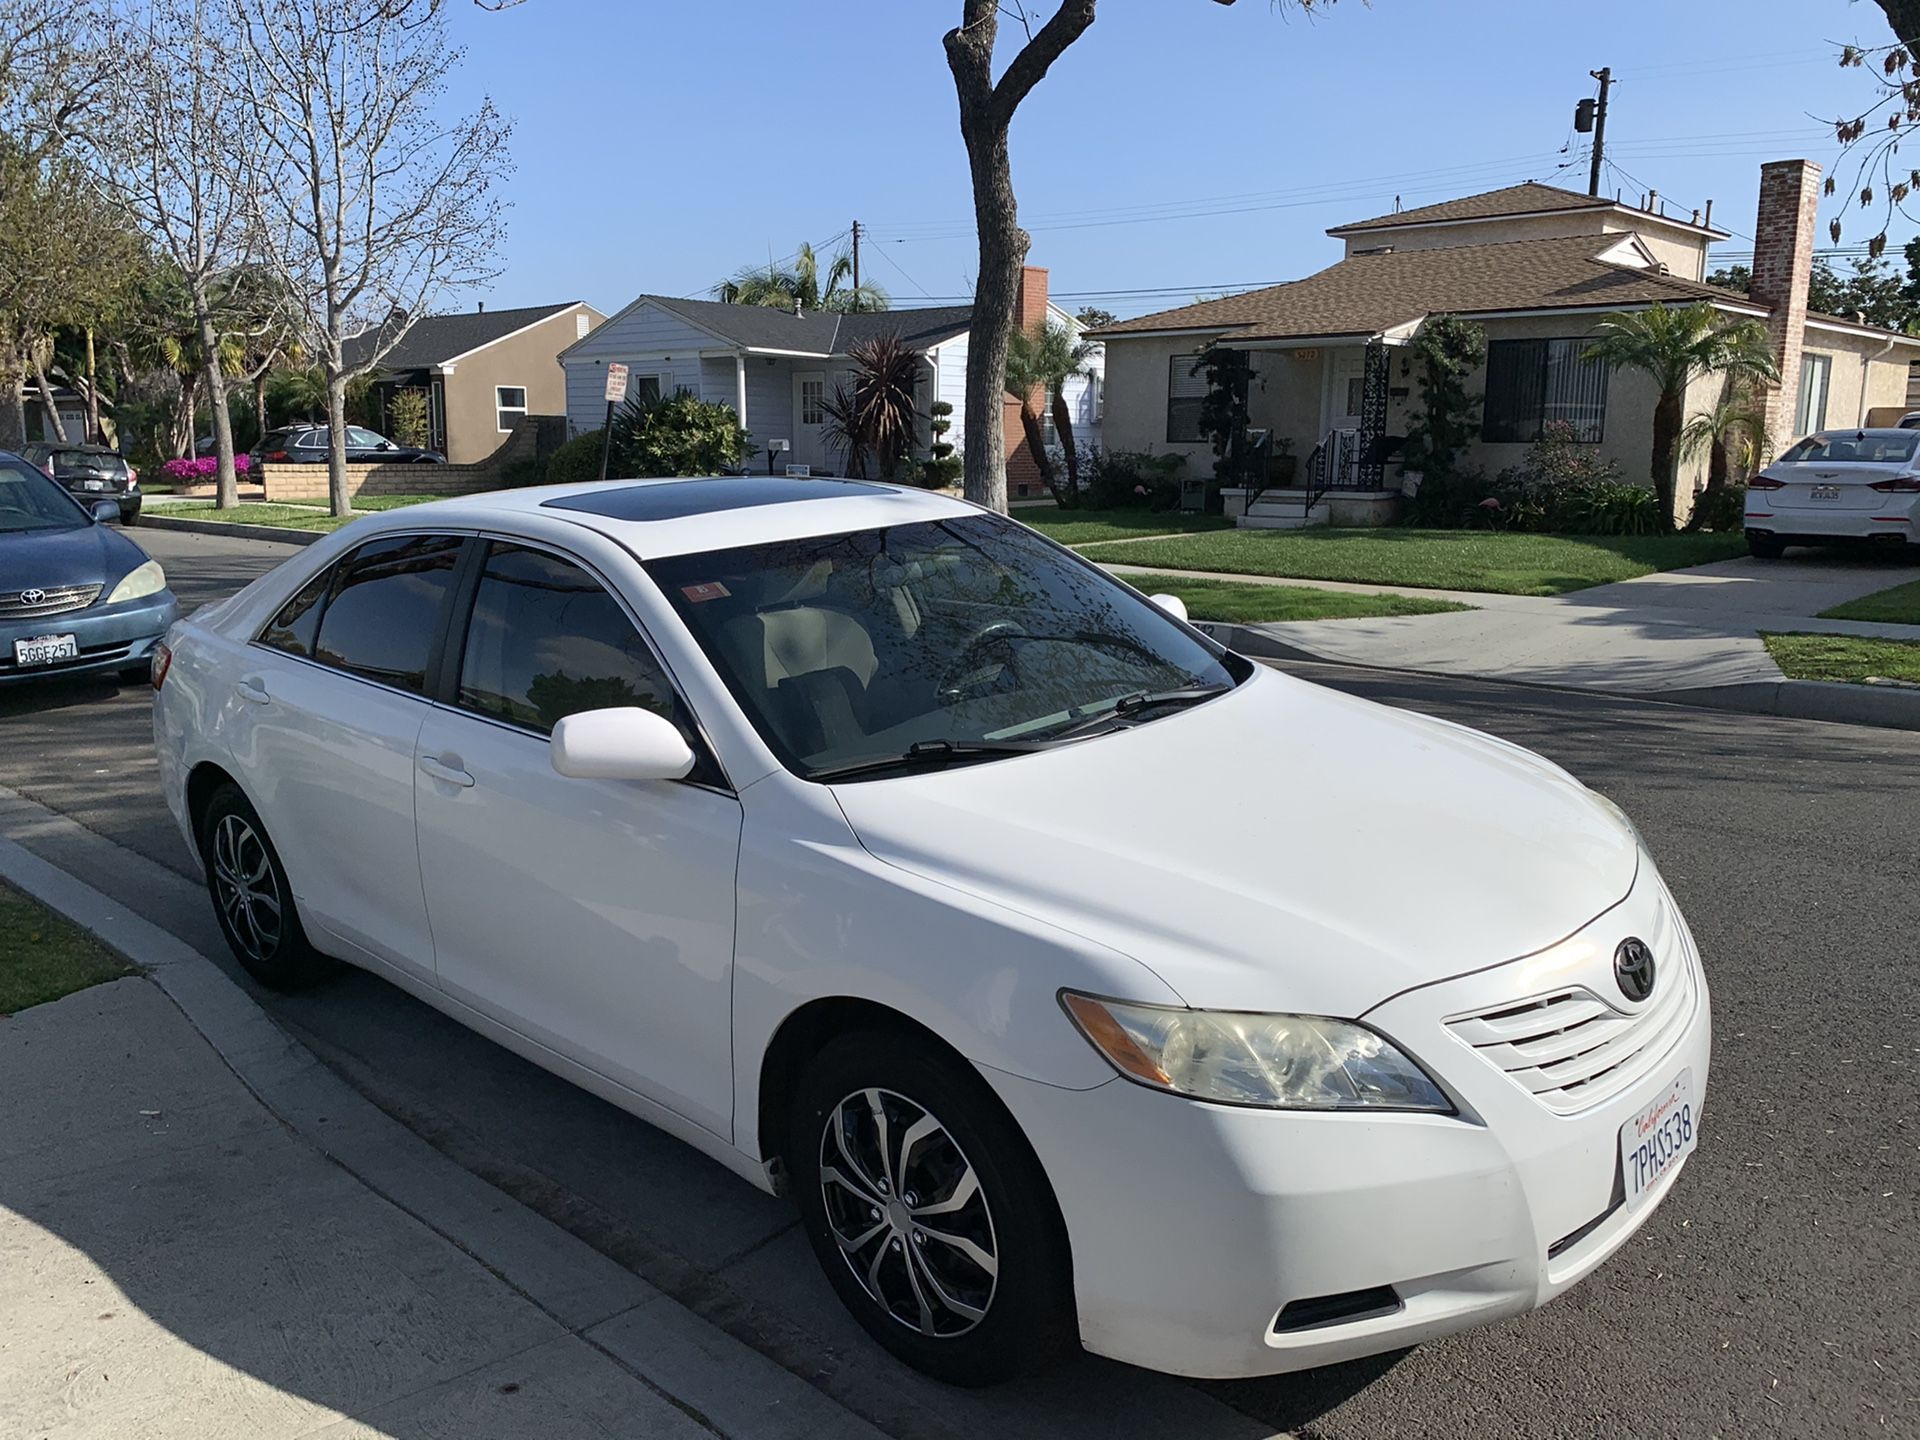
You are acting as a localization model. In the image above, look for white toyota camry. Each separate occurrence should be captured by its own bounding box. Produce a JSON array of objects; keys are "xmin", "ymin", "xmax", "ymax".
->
[{"xmin": 152, "ymin": 477, "xmax": 1710, "ymax": 1385}]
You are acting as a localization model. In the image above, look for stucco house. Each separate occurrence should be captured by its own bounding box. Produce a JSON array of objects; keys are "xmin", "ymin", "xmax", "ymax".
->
[
  {"xmin": 1091, "ymin": 161, "xmax": 1920, "ymax": 526},
  {"xmin": 559, "ymin": 266, "xmax": 1101, "ymax": 495},
  {"xmin": 346, "ymin": 301, "xmax": 605, "ymax": 464}
]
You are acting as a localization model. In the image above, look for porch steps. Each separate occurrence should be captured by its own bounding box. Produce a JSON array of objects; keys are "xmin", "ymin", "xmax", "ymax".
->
[{"xmin": 1237, "ymin": 492, "xmax": 1330, "ymax": 529}]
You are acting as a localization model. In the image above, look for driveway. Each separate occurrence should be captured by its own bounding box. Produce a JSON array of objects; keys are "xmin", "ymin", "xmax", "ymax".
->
[
  {"xmin": 2, "ymin": 526, "xmax": 1915, "ymax": 1438},
  {"xmin": 1562, "ymin": 547, "xmax": 1920, "ymax": 617}
]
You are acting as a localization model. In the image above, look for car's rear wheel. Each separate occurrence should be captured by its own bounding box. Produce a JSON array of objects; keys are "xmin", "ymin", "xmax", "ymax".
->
[
  {"xmin": 788, "ymin": 1030, "xmax": 1076, "ymax": 1386},
  {"xmin": 198, "ymin": 783, "xmax": 333, "ymax": 989},
  {"xmin": 1746, "ymin": 530, "xmax": 1786, "ymax": 560}
]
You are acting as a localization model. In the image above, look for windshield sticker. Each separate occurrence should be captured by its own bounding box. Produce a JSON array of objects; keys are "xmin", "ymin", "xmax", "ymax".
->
[{"xmin": 680, "ymin": 581, "xmax": 731, "ymax": 603}]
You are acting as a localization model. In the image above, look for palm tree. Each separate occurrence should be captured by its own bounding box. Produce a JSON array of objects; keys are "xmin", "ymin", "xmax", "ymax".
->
[
  {"xmin": 716, "ymin": 241, "xmax": 889, "ymax": 314},
  {"xmin": 1007, "ymin": 318, "xmax": 1095, "ymax": 505},
  {"xmin": 1681, "ymin": 382, "xmax": 1771, "ymax": 527},
  {"xmin": 820, "ymin": 333, "xmax": 922, "ymax": 479},
  {"xmin": 1583, "ymin": 303, "xmax": 1779, "ymax": 529}
]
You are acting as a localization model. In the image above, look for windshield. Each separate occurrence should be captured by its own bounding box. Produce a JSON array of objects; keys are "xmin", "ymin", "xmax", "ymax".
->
[
  {"xmin": 0, "ymin": 460, "xmax": 90, "ymax": 533},
  {"xmin": 1779, "ymin": 432, "xmax": 1919, "ymax": 464},
  {"xmin": 48, "ymin": 449, "xmax": 127, "ymax": 475},
  {"xmin": 647, "ymin": 513, "xmax": 1244, "ymax": 780}
]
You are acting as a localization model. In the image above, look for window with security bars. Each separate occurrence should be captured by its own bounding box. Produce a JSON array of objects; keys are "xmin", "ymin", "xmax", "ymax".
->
[
  {"xmin": 1167, "ymin": 354, "xmax": 1208, "ymax": 443},
  {"xmin": 1481, "ymin": 338, "xmax": 1611, "ymax": 444}
]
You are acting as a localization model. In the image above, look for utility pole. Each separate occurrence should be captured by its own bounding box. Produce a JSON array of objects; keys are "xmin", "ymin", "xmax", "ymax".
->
[
  {"xmin": 1586, "ymin": 67, "xmax": 1611, "ymax": 197},
  {"xmin": 851, "ymin": 220, "xmax": 862, "ymax": 297}
]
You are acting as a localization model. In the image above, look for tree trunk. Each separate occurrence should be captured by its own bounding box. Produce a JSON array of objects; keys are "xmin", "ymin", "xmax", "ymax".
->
[
  {"xmin": 193, "ymin": 291, "xmax": 240, "ymax": 508},
  {"xmin": 174, "ymin": 373, "xmax": 198, "ymax": 461},
  {"xmin": 85, "ymin": 328, "xmax": 101, "ymax": 444},
  {"xmin": 325, "ymin": 369, "xmax": 351, "ymax": 517},
  {"xmin": 1017, "ymin": 400, "xmax": 1059, "ymax": 502},
  {"xmin": 1, "ymin": 365, "xmax": 24, "ymax": 451},
  {"xmin": 30, "ymin": 351, "xmax": 68, "ymax": 443},
  {"xmin": 253, "ymin": 371, "xmax": 269, "ymax": 439},
  {"xmin": 1651, "ymin": 388, "xmax": 1684, "ymax": 531},
  {"xmin": 1051, "ymin": 383, "xmax": 1079, "ymax": 505}
]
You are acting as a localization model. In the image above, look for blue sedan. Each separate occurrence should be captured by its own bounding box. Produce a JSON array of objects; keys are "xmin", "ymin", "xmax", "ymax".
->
[{"xmin": 1, "ymin": 453, "xmax": 180, "ymax": 685}]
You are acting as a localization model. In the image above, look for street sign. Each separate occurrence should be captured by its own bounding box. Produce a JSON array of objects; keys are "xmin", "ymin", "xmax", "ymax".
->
[{"xmin": 604, "ymin": 363, "xmax": 629, "ymax": 404}]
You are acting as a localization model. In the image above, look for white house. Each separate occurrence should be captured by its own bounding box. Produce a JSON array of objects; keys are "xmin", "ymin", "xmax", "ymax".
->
[{"xmin": 560, "ymin": 267, "xmax": 1102, "ymax": 493}]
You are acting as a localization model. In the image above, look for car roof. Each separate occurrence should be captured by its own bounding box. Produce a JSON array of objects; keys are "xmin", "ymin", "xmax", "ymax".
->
[
  {"xmin": 1809, "ymin": 428, "xmax": 1915, "ymax": 439},
  {"xmin": 373, "ymin": 476, "xmax": 982, "ymax": 558}
]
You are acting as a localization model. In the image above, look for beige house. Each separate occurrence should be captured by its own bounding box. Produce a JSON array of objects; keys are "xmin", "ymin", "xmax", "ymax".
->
[
  {"xmin": 1091, "ymin": 164, "xmax": 1920, "ymax": 526},
  {"xmin": 349, "ymin": 301, "xmax": 605, "ymax": 464}
]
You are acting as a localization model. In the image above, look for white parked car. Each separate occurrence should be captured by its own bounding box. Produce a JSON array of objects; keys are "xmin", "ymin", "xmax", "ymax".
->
[
  {"xmin": 152, "ymin": 478, "xmax": 1710, "ymax": 1385},
  {"xmin": 1747, "ymin": 428, "xmax": 1920, "ymax": 558}
]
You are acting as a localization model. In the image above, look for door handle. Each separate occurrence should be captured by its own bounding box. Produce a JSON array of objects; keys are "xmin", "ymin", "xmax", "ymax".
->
[
  {"xmin": 418, "ymin": 754, "xmax": 475, "ymax": 788},
  {"xmin": 236, "ymin": 678, "xmax": 271, "ymax": 705}
]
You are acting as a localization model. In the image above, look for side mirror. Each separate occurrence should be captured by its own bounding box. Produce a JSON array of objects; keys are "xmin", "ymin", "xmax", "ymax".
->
[
  {"xmin": 1149, "ymin": 592, "xmax": 1189, "ymax": 623},
  {"xmin": 90, "ymin": 500, "xmax": 121, "ymax": 523},
  {"xmin": 550, "ymin": 706, "xmax": 695, "ymax": 782}
]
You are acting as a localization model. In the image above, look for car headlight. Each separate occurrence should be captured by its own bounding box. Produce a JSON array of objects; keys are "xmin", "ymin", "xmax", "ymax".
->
[
  {"xmin": 105, "ymin": 560, "xmax": 166, "ymax": 605},
  {"xmin": 1060, "ymin": 992, "xmax": 1452, "ymax": 1112}
]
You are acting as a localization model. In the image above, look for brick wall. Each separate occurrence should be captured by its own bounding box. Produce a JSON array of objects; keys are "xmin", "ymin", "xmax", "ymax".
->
[
  {"xmin": 1749, "ymin": 159, "xmax": 1821, "ymax": 457},
  {"xmin": 261, "ymin": 415, "xmax": 550, "ymax": 504},
  {"xmin": 1004, "ymin": 265, "xmax": 1050, "ymax": 499}
]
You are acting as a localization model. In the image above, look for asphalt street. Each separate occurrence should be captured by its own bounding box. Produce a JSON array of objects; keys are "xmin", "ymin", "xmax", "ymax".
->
[{"xmin": 2, "ymin": 524, "xmax": 1914, "ymax": 1439}]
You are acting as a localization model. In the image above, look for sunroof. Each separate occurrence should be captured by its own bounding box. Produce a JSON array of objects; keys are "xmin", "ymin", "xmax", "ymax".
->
[{"xmin": 542, "ymin": 476, "xmax": 886, "ymax": 522}]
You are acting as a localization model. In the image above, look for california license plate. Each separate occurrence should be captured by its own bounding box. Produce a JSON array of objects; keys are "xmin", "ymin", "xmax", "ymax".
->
[
  {"xmin": 81, "ymin": 479, "xmax": 105, "ymax": 491},
  {"xmin": 1621, "ymin": 1068, "xmax": 1697, "ymax": 1207},
  {"xmin": 14, "ymin": 634, "xmax": 79, "ymax": 666},
  {"xmin": 1810, "ymin": 484, "xmax": 1842, "ymax": 500}
]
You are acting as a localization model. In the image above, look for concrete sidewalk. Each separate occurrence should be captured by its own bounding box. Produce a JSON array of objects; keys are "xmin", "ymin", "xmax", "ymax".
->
[{"xmin": 0, "ymin": 841, "xmax": 886, "ymax": 1440}]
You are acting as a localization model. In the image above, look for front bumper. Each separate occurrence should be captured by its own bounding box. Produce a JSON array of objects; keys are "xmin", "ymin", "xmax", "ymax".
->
[
  {"xmin": 0, "ymin": 591, "xmax": 180, "ymax": 684},
  {"xmin": 988, "ymin": 864, "xmax": 1711, "ymax": 1380}
]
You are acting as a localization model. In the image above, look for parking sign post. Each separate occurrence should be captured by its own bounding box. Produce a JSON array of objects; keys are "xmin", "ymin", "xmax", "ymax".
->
[{"xmin": 599, "ymin": 364, "xmax": 629, "ymax": 483}]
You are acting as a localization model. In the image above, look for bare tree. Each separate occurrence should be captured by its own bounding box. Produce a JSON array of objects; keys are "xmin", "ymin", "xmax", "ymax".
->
[
  {"xmin": 230, "ymin": 0, "xmax": 511, "ymax": 515},
  {"xmin": 93, "ymin": 0, "xmax": 255, "ymax": 505},
  {"xmin": 1830, "ymin": 2, "xmax": 1920, "ymax": 254}
]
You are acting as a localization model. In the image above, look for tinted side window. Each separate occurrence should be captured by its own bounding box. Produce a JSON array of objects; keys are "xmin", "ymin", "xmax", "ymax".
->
[
  {"xmin": 313, "ymin": 534, "xmax": 463, "ymax": 692},
  {"xmin": 457, "ymin": 543, "xmax": 677, "ymax": 734},
  {"xmin": 258, "ymin": 568, "xmax": 331, "ymax": 657}
]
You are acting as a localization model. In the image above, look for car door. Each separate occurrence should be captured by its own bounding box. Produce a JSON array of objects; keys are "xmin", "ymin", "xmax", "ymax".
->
[
  {"xmin": 412, "ymin": 538, "xmax": 743, "ymax": 1137},
  {"xmin": 229, "ymin": 531, "xmax": 466, "ymax": 983}
]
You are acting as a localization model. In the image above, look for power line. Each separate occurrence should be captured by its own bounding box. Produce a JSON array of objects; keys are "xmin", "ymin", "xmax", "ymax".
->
[{"xmin": 867, "ymin": 241, "xmax": 935, "ymax": 299}]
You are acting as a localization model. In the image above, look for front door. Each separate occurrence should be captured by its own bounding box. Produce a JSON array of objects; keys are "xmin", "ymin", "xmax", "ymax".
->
[
  {"xmin": 793, "ymin": 370, "xmax": 828, "ymax": 472},
  {"xmin": 1324, "ymin": 353, "xmax": 1366, "ymax": 485},
  {"xmin": 412, "ymin": 539, "xmax": 743, "ymax": 1136}
]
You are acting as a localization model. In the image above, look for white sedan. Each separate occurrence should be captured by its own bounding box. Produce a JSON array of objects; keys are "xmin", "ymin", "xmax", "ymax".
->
[
  {"xmin": 1746, "ymin": 428, "xmax": 1920, "ymax": 557},
  {"xmin": 152, "ymin": 477, "xmax": 1710, "ymax": 1385}
]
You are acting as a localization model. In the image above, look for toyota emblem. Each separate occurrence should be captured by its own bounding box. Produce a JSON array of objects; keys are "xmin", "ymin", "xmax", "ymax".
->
[
  {"xmin": 20, "ymin": 588, "xmax": 46, "ymax": 606},
  {"xmin": 1614, "ymin": 937, "xmax": 1657, "ymax": 1003}
]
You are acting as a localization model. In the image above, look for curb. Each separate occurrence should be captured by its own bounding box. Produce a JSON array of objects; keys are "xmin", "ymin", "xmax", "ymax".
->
[
  {"xmin": 1201, "ymin": 621, "xmax": 1920, "ymax": 733},
  {"xmin": 0, "ymin": 785, "xmax": 888, "ymax": 1440},
  {"xmin": 139, "ymin": 514, "xmax": 322, "ymax": 545}
]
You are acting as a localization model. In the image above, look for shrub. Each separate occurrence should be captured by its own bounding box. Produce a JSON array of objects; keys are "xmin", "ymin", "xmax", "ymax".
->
[
  {"xmin": 1558, "ymin": 481, "xmax": 1664, "ymax": 536},
  {"xmin": 1085, "ymin": 447, "xmax": 1188, "ymax": 510},
  {"xmin": 158, "ymin": 453, "xmax": 252, "ymax": 485},
  {"xmin": 917, "ymin": 454, "xmax": 963, "ymax": 488},
  {"xmin": 1400, "ymin": 315, "xmax": 1487, "ymax": 487},
  {"xmin": 388, "ymin": 387, "xmax": 431, "ymax": 449},
  {"xmin": 610, "ymin": 388, "xmax": 751, "ymax": 477},
  {"xmin": 545, "ymin": 430, "xmax": 608, "ymax": 486},
  {"xmin": 1688, "ymin": 482, "xmax": 1748, "ymax": 533},
  {"xmin": 495, "ymin": 456, "xmax": 544, "ymax": 489}
]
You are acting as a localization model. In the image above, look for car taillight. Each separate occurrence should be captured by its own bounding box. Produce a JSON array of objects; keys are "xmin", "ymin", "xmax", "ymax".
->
[
  {"xmin": 1867, "ymin": 475, "xmax": 1920, "ymax": 491},
  {"xmin": 150, "ymin": 641, "xmax": 172, "ymax": 691},
  {"xmin": 265, "ymin": 450, "xmax": 288, "ymax": 462},
  {"xmin": 1748, "ymin": 474, "xmax": 1787, "ymax": 491}
]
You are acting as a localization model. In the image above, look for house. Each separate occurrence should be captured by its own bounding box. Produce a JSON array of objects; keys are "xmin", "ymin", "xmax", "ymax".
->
[
  {"xmin": 559, "ymin": 267, "xmax": 1102, "ymax": 494},
  {"xmin": 346, "ymin": 301, "xmax": 605, "ymax": 464},
  {"xmin": 1091, "ymin": 162, "xmax": 1920, "ymax": 526}
]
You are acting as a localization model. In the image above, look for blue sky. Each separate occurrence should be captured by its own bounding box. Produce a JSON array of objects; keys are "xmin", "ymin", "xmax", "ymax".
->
[{"xmin": 447, "ymin": 0, "xmax": 1905, "ymax": 319}]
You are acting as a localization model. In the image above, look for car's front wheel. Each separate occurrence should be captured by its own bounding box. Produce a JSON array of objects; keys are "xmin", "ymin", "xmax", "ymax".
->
[
  {"xmin": 198, "ymin": 783, "xmax": 333, "ymax": 989},
  {"xmin": 1747, "ymin": 530, "xmax": 1786, "ymax": 560},
  {"xmin": 788, "ymin": 1030, "xmax": 1077, "ymax": 1386}
]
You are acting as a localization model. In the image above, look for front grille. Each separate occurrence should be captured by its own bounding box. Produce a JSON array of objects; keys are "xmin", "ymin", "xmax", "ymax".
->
[
  {"xmin": 0, "ymin": 583, "xmax": 103, "ymax": 619},
  {"xmin": 1446, "ymin": 924, "xmax": 1697, "ymax": 1116}
]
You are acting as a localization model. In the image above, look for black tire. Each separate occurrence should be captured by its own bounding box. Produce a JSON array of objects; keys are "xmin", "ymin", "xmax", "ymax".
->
[
  {"xmin": 1747, "ymin": 531, "xmax": 1786, "ymax": 560},
  {"xmin": 788, "ymin": 1029, "xmax": 1076, "ymax": 1386},
  {"xmin": 197, "ymin": 782, "xmax": 333, "ymax": 989},
  {"xmin": 119, "ymin": 507, "xmax": 139, "ymax": 526}
]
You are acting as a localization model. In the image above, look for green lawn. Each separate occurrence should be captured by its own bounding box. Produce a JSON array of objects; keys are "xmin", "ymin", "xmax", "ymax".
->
[
  {"xmin": 1114, "ymin": 572, "xmax": 1470, "ymax": 625},
  {"xmin": 161, "ymin": 493, "xmax": 454, "ymax": 532},
  {"xmin": 1818, "ymin": 577, "xmax": 1920, "ymax": 625},
  {"xmin": 0, "ymin": 881, "xmax": 137, "ymax": 1015},
  {"xmin": 1016, "ymin": 506, "xmax": 1235, "ymax": 546},
  {"xmin": 1762, "ymin": 632, "xmax": 1920, "ymax": 684},
  {"xmin": 1075, "ymin": 528, "xmax": 1748, "ymax": 597}
]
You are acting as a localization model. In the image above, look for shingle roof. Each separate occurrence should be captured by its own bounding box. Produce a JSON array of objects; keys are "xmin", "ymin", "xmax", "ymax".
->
[
  {"xmin": 344, "ymin": 302, "xmax": 585, "ymax": 371},
  {"xmin": 1330, "ymin": 182, "xmax": 1614, "ymax": 235},
  {"xmin": 1088, "ymin": 234, "xmax": 1770, "ymax": 343},
  {"xmin": 634, "ymin": 295, "xmax": 975, "ymax": 355}
]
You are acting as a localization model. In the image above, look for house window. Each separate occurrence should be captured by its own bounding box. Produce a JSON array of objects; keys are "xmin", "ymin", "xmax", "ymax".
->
[
  {"xmin": 1795, "ymin": 353, "xmax": 1832, "ymax": 437},
  {"xmin": 1482, "ymin": 338, "xmax": 1611, "ymax": 443},
  {"xmin": 800, "ymin": 378, "xmax": 825, "ymax": 426},
  {"xmin": 1167, "ymin": 354, "xmax": 1208, "ymax": 443},
  {"xmin": 495, "ymin": 385, "xmax": 528, "ymax": 433},
  {"xmin": 575, "ymin": 312, "xmax": 590, "ymax": 340}
]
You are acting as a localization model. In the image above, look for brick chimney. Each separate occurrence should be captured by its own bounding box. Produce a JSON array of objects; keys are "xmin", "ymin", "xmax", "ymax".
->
[
  {"xmin": 1748, "ymin": 159, "xmax": 1821, "ymax": 455},
  {"xmin": 1003, "ymin": 265, "xmax": 1051, "ymax": 498}
]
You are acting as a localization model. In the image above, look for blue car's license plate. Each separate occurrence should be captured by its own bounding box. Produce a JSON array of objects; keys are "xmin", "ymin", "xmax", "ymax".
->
[{"xmin": 14, "ymin": 634, "xmax": 79, "ymax": 666}]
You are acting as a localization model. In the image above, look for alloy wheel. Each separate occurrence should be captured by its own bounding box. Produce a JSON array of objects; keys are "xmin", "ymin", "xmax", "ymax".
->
[
  {"xmin": 211, "ymin": 814, "xmax": 283, "ymax": 963},
  {"xmin": 818, "ymin": 1087, "xmax": 999, "ymax": 1339}
]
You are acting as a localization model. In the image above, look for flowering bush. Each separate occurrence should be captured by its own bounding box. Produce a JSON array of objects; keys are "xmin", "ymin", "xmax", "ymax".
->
[{"xmin": 158, "ymin": 454, "xmax": 252, "ymax": 485}]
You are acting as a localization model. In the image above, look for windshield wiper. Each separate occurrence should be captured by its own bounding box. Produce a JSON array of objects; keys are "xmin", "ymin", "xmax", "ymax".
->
[
  {"xmin": 809, "ymin": 738, "xmax": 1049, "ymax": 783},
  {"xmin": 1043, "ymin": 682, "xmax": 1234, "ymax": 741}
]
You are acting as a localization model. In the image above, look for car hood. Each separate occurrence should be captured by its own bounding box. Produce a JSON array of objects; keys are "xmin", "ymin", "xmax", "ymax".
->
[
  {"xmin": 829, "ymin": 666, "xmax": 1639, "ymax": 1018},
  {"xmin": 0, "ymin": 522, "xmax": 139, "ymax": 590}
]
